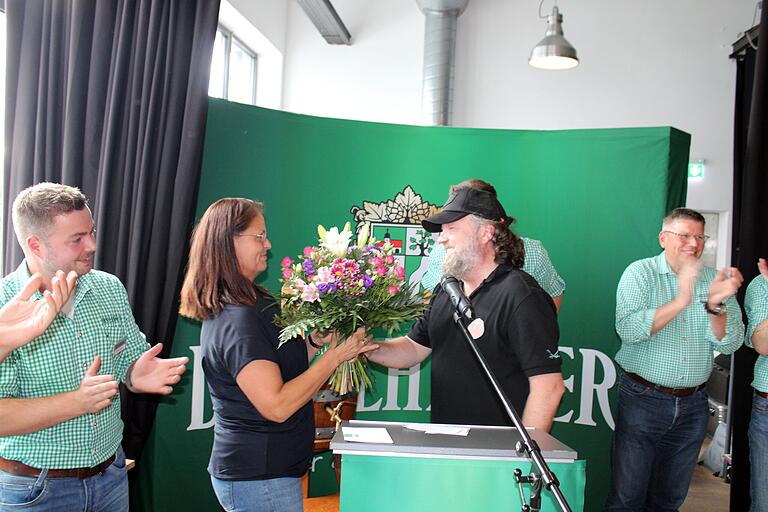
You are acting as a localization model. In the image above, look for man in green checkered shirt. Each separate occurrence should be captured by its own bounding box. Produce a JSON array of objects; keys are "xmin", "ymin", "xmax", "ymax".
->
[
  {"xmin": 419, "ymin": 179, "xmax": 566, "ymax": 311},
  {"xmin": 605, "ymin": 208, "xmax": 744, "ymax": 511},
  {"xmin": 745, "ymin": 258, "xmax": 768, "ymax": 511},
  {"xmin": 0, "ymin": 183, "xmax": 189, "ymax": 511}
]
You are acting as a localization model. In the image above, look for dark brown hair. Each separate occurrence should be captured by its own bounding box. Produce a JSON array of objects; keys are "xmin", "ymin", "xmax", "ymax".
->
[
  {"xmin": 179, "ymin": 198, "xmax": 270, "ymax": 320},
  {"xmin": 12, "ymin": 182, "xmax": 88, "ymax": 243},
  {"xmin": 453, "ymin": 179, "xmax": 525, "ymax": 268}
]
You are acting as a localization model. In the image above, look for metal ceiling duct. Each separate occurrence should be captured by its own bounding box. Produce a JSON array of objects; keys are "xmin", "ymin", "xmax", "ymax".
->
[
  {"xmin": 297, "ymin": 0, "xmax": 352, "ymax": 45},
  {"xmin": 416, "ymin": 0, "xmax": 469, "ymax": 126}
]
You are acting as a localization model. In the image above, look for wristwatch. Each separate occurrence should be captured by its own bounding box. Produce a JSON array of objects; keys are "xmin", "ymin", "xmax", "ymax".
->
[{"xmin": 703, "ymin": 301, "xmax": 726, "ymax": 316}]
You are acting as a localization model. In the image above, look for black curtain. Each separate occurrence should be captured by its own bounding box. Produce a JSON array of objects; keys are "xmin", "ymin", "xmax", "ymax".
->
[
  {"xmin": 731, "ymin": 9, "xmax": 768, "ymax": 512},
  {"xmin": 3, "ymin": 0, "xmax": 219, "ymax": 461}
]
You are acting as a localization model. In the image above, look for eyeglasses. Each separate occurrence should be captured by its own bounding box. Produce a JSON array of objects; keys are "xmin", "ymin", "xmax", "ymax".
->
[
  {"xmin": 663, "ymin": 231, "xmax": 709, "ymax": 243},
  {"xmin": 235, "ymin": 231, "xmax": 268, "ymax": 241}
]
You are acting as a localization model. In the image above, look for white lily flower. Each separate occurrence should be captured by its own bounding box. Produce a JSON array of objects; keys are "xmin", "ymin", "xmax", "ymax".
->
[
  {"xmin": 317, "ymin": 224, "xmax": 328, "ymax": 243},
  {"xmin": 321, "ymin": 226, "xmax": 353, "ymax": 257}
]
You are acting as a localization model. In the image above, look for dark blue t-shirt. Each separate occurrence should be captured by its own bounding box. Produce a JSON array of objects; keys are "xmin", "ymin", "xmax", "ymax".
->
[{"xmin": 201, "ymin": 297, "xmax": 313, "ymax": 480}]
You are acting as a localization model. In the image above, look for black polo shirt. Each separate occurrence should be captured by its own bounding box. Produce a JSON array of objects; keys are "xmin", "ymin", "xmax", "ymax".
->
[
  {"xmin": 201, "ymin": 297, "xmax": 313, "ymax": 480},
  {"xmin": 409, "ymin": 264, "xmax": 561, "ymax": 426}
]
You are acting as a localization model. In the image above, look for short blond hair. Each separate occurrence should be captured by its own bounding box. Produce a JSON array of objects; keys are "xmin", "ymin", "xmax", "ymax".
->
[{"xmin": 12, "ymin": 183, "xmax": 88, "ymax": 243}]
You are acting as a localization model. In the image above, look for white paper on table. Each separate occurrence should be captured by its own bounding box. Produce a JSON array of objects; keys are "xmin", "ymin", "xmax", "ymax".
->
[
  {"xmin": 342, "ymin": 427, "xmax": 394, "ymax": 444},
  {"xmin": 403, "ymin": 423, "xmax": 470, "ymax": 436}
]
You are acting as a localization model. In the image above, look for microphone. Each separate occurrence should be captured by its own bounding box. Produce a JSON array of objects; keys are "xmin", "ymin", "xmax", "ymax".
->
[
  {"xmin": 441, "ymin": 275, "xmax": 485, "ymax": 340},
  {"xmin": 441, "ymin": 275, "xmax": 474, "ymax": 320}
]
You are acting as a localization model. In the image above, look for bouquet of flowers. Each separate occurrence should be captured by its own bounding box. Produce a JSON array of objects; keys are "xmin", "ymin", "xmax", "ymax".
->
[{"xmin": 276, "ymin": 222, "xmax": 429, "ymax": 394}]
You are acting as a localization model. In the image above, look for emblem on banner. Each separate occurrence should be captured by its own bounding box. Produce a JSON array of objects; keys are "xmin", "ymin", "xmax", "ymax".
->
[{"xmin": 350, "ymin": 186, "xmax": 441, "ymax": 290}]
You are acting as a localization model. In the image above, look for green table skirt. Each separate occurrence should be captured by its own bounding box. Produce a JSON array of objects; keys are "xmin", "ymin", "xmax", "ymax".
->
[{"xmin": 340, "ymin": 454, "xmax": 585, "ymax": 512}]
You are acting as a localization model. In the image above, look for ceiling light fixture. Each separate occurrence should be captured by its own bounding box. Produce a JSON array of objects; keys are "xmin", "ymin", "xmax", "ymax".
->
[{"xmin": 529, "ymin": 3, "xmax": 579, "ymax": 70}]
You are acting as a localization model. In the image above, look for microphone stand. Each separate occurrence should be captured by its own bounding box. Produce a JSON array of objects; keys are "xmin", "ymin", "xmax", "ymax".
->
[{"xmin": 451, "ymin": 311, "xmax": 571, "ymax": 512}]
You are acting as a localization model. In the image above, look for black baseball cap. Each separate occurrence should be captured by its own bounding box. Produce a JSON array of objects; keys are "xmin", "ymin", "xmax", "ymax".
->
[{"xmin": 422, "ymin": 188, "xmax": 507, "ymax": 233}]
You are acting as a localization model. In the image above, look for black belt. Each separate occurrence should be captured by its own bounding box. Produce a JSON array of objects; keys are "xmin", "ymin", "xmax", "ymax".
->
[
  {"xmin": 625, "ymin": 371, "xmax": 705, "ymax": 397},
  {"xmin": 0, "ymin": 454, "xmax": 115, "ymax": 479}
]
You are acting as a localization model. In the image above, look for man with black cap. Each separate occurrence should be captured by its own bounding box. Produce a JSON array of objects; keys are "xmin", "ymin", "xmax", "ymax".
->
[{"xmin": 366, "ymin": 186, "xmax": 565, "ymax": 431}]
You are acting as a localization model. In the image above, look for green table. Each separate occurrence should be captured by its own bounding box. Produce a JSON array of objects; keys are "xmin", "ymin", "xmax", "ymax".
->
[{"xmin": 331, "ymin": 421, "xmax": 585, "ymax": 512}]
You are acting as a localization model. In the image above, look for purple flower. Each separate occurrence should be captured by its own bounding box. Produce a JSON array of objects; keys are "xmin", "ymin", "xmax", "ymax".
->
[
  {"xmin": 317, "ymin": 283, "xmax": 331, "ymax": 295},
  {"xmin": 362, "ymin": 275, "xmax": 374, "ymax": 288},
  {"xmin": 302, "ymin": 259, "xmax": 315, "ymax": 275}
]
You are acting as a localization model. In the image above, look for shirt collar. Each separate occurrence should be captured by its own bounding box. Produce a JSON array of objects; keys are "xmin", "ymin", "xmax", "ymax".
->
[
  {"xmin": 654, "ymin": 252, "xmax": 673, "ymax": 275},
  {"xmin": 469, "ymin": 263, "xmax": 514, "ymax": 295}
]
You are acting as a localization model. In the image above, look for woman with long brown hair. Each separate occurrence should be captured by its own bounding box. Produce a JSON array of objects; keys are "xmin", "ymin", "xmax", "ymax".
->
[{"xmin": 180, "ymin": 198, "xmax": 375, "ymax": 512}]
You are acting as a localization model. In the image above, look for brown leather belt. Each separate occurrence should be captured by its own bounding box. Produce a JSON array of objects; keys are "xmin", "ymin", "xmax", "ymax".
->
[
  {"xmin": 625, "ymin": 371, "xmax": 705, "ymax": 397},
  {"xmin": 756, "ymin": 390, "xmax": 768, "ymax": 399},
  {"xmin": 0, "ymin": 454, "xmax": 115, "ymax": 479}
]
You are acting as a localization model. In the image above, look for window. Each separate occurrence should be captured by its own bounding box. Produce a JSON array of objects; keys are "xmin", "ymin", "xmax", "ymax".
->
[{"xmin": 209, "ymin": 26, "xmax": 257, "ymax": 105}]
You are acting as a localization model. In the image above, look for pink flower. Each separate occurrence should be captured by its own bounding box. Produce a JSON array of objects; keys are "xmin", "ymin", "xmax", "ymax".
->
[
  {"xmin": 314, "ymin": 266, "xmax": 332, "ymax": 283},
  {"xmin": 303, "ymin": 246, "xmax": 314, "ymax": 258},
  {"xmin": 385, "ymin": 256, "xmax": 395, "ymax": 265},
  {"xmin": 395, "ymin": 266, "xmax": 406, "ymax": 280},
  {"xmin": 368, "ymin": 257, "xmax": 383, "ymax": 266},
  {"xmin": 387, "ymin": 285, "xmax": 400, "ymax": 294},
  {"xmin": 301, "ymin": 283, "xmax": 320, "ymax": 302},
  {"xmin": 282, "ymin": 268, "xmax": 293, "ymax": 279},
  {"xmin": 281, "ymin": 256, "xmax": 294, "ymax": 268},
  {"xmin": 375, "ymin": 266, "xmax": 387, "ymax": 276}
]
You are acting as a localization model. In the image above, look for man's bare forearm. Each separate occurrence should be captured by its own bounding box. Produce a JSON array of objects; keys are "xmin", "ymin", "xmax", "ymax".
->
[
  {"xmin": 365, "ymin": 336, "xmax": 431, "ymax": 369},
  {"xmin": 522, "ymin": 373, "xmax": 565, "ymax": 432},
  {"xmin": 0, "ymin": 392, "xmax": 83, "ymax": 437}
]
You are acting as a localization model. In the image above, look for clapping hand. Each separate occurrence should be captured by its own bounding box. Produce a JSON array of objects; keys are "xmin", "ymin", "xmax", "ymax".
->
[
  {"xmin": 676, "ymin": 260, "xmax": 701, "ymax": 307},
  {"xmin": 74, "ymin": 356, "xmax": 119, "ymax": 414},
  {"xmin": 0, "ymin": 270, "xmax": 77, "ymax": 362},
  {"xmin": 126, "ymin": 343, "xmax": 189, "ymax": 395},
  {"xmin": 758, "ymin": 258, "xmax": 768, "ymax": 281},
  {"xmin": 708, "ymin": 267, "xmax": 744, "ymax": 305}
]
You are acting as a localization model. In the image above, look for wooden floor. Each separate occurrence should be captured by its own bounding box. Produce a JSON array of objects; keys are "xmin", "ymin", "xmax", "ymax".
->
[
  {"xmin": 680, "ymin": 463, "xmax": 730, "ymax": 511},
  {"xmin": 301, "ymin": 476, "xmax": 339, "ymax": 512}
]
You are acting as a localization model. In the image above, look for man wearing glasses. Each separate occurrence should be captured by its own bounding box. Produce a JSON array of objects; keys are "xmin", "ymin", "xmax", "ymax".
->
[{"xmin": 605, "ymin": 207, "xmax": 744, "ymax": 511}]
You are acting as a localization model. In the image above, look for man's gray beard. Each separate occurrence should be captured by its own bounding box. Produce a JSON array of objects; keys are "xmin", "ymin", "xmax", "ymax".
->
[{"xmin": 442, "ymin": 236, "xmax": 480, "ymax": 280}]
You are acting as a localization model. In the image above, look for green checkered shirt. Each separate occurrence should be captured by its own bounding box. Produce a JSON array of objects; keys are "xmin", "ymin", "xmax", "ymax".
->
[
  {"xmin": 0, "ymin": 262, "xmax": 149, "ymax": 468},
  {"xmin": 615, "ymin": 252, "xmax": 744, "ymax": 388},
  {"xmin": 745, "ymin": 274, "xmax": 768, "ymax": 392},
  {"xmin": 420, "ymin": 237, "xmax": 567, "ymax": 296}
]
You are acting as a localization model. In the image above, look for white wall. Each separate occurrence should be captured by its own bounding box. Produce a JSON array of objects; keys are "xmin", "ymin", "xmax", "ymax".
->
[
  {"xmin": 240, "ymin": 0, "xmax": 759, "ymax": 265},
  {"xmin": 226, "ymin": 0, "xmax": 289, "ymax": 54}
]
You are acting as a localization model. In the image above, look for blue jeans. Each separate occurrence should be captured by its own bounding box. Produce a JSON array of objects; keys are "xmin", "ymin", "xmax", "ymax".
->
[
  {"xmin": 604, "ymin": 373, "xmax": 709, "ymax": 512},
  {"xmin": 750, "ymin": 393, "xmax": 768, "ymax": 512},
  {"xmin": 210, "ymin": 475, "xmax": 303, "ymax": 512},
  {"xmin": 0, "ymin": 446, "xmax": 128, "ymax": 511}
]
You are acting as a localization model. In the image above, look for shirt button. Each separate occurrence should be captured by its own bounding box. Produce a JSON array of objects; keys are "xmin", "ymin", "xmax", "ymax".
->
[
  {"xmin": 82, "ymin": 363, "xmax": 88, "ymax": 368},
  {"xmin": 92, "ymin": 421, "xmax": 97, "ymax": 427}
]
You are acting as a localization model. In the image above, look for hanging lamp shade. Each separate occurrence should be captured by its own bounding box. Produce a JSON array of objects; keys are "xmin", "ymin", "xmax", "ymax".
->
[{"xmin": 529, "ymin": 5, "xmax": 579, "ymax": 70}]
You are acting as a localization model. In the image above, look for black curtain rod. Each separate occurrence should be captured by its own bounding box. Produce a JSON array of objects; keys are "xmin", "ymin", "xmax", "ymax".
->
[{"xmin": 732, "ymin": 24, "xmax": 760, "ymax": 59}]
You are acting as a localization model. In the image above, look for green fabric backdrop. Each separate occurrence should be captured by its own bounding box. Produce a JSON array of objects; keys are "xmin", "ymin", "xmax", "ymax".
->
[{"xmin": 134, "ymin": 99, "xmax": 689, "ymax": 511}]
